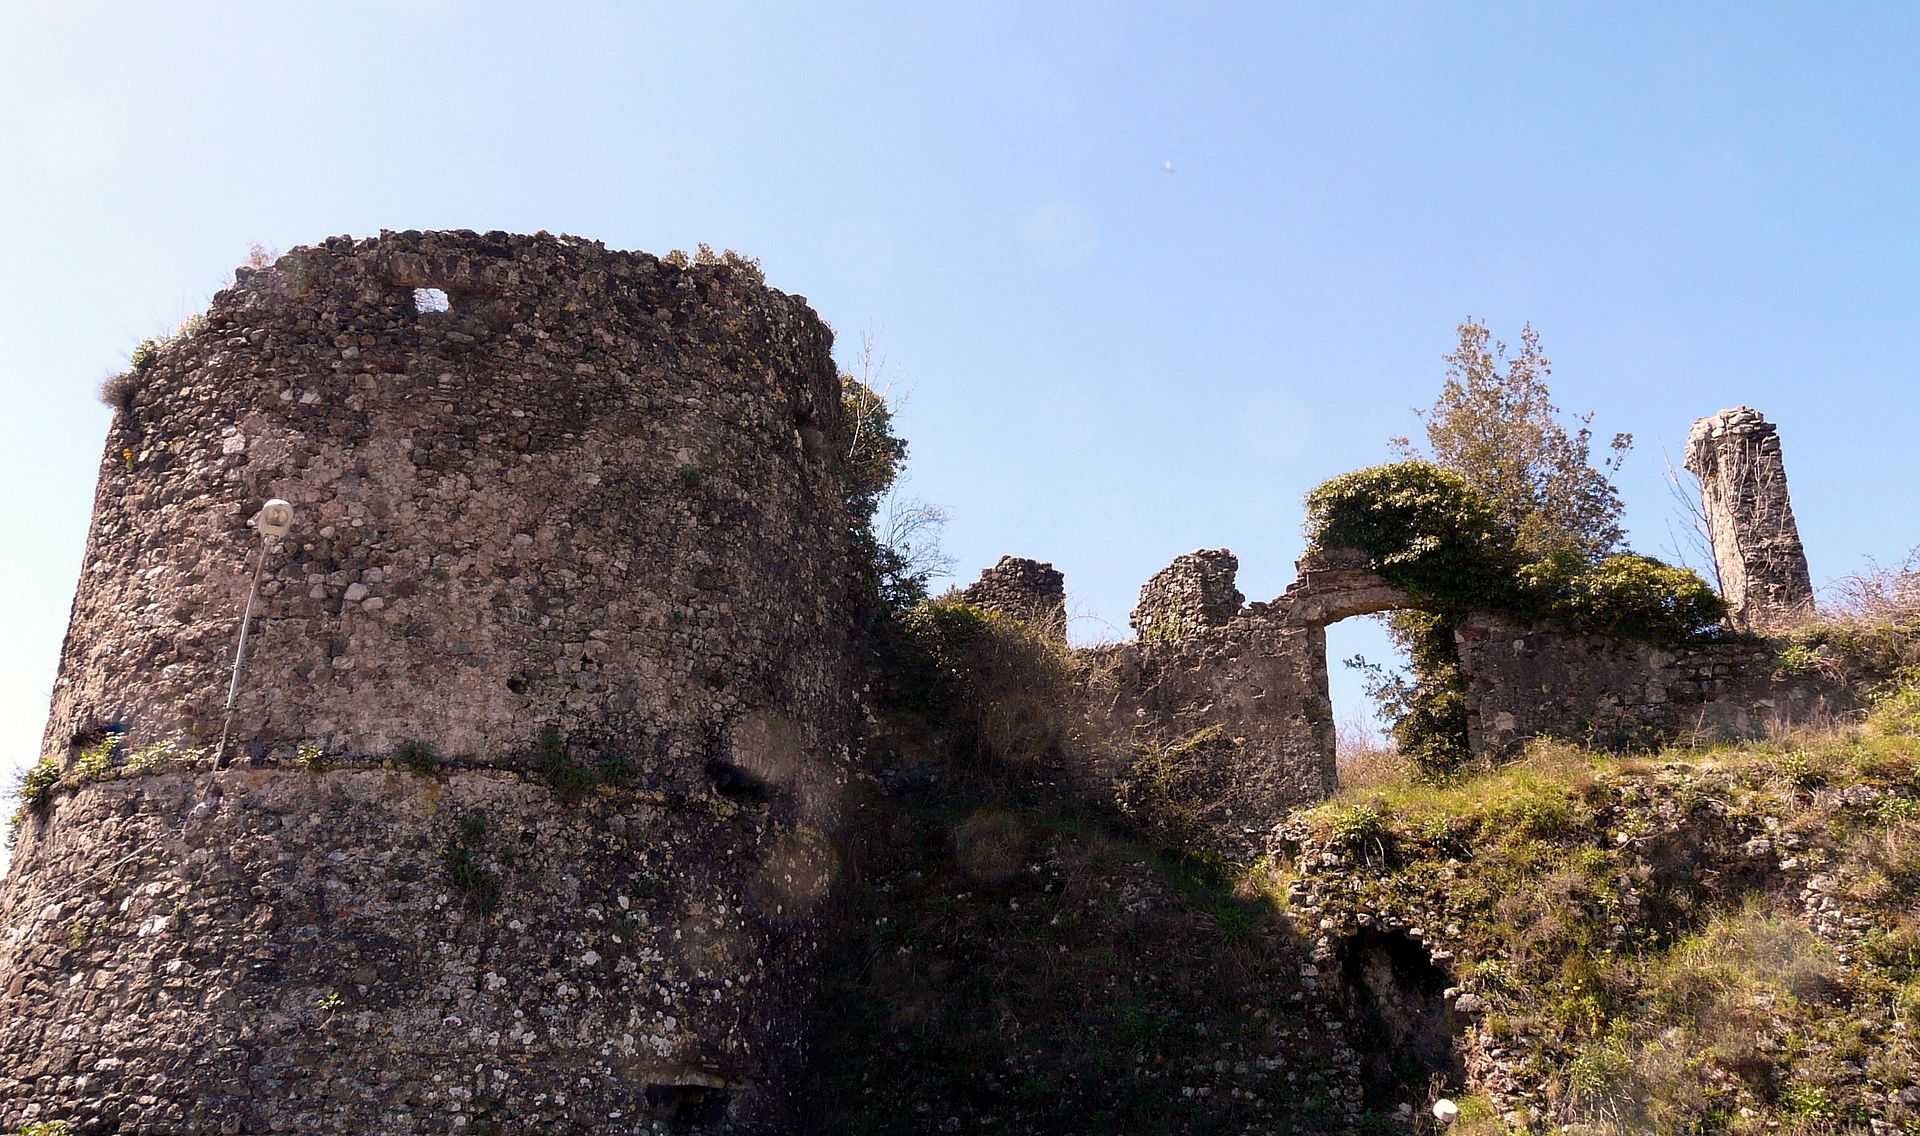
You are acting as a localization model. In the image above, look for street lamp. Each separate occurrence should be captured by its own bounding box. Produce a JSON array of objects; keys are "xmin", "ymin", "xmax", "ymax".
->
[{"xmin": 216, "ymin": 499, "xmax": 293, "ymax": 767}]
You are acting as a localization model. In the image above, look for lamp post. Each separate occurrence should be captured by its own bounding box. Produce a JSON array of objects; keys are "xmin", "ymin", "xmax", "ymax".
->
[{"xmin": 216, "ymin": 499, "xmax": 293, "ymax": 768}]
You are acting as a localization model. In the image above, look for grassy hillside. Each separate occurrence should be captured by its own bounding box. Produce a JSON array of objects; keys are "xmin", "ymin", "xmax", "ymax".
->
[{"xmin": 1280, "ymin": 677, "xmax": 1920, "ymax": 1133}]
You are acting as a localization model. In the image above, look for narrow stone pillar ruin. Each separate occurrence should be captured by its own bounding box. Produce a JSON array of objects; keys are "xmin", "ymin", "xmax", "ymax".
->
[
  {"xmin": 1685, "ymin": 406, "xmax": 1815, "ymax": 633},
  {"xmin": 958, "ymin": 555, "xmax": 1068, "ymax": 639}
]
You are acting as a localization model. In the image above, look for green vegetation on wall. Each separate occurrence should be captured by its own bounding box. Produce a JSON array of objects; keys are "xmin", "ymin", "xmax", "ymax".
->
[
  {"xmin": 1306, "ymin": 461, "xmax": 1727, "ymax": 771},
  {"xmin": 1304, "ymin": 462, "xmax": 1725, "ymax": 644},
  {"xmin": 1283, "ymin": 685, "xmax": 1920, "ymax": 1133}
]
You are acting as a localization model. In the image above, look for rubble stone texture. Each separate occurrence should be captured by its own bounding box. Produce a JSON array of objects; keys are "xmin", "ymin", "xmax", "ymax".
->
[
  {"xmin": 0, "ymin": 230, "xmax": 1884, "ymax": 1133},
  {"xmin": 957, "ymin": 555, "xmax": 1067, "ymax": 640},
  {"xmin": 1456, "ymin": 612, "xmax": 1866, "ymax": 756},
  {"xmin": 1097, "ymin": 549, "xmax": 1396, "ymax": 861},
  {"xmin": 0, "ymin": 230, "xmax": 858, "ymax": 1134},
  {"xmin": 1129, "ymin": 548, "xmax": 1245, "ymax": 643},
  {"xmin": 1685, "ymin": 406, "xmax": 1815, "ymax": 633}
]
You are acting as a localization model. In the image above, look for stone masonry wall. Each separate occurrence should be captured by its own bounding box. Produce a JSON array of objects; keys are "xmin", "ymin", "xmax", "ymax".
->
[
  {"xmin": 1, "ymin": 231, "xmax": 858, "ymax": 1133},
  {"xmin": 957, "ymin": 556, "xmax": 1066, "ymax": 640},
  {"xmin": 0, "ymin": 768, "xmax": 836, "ymax": 1134},
  {"xmin": 1100, "ymin": 603, "xmax": 1337, "ymax": 860},
  {"xmin": 1129, "ymin": 549, "xmax": 1244, "ymax": 644},
  {"xmin": 1685, "ymin": 407, "xmax": 1815, "ymax": 633},
  {"xmin": 1095, "ymin": 552, "xmax": 1360, "ymax": 861},
  {"xmin": 41, "ymin": 230, "xmax": 852, "ymax": 781},
  {"xmin": 1458, "ymin": 614, "xmax": 1873, "ymax": 757},
  {"xmin": 1098, "ymin": 543, "xmax": 1877, "ymax": 863}
]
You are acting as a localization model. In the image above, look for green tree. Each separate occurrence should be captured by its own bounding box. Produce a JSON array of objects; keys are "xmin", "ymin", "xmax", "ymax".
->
[
  {"xmin": 1393, "ymin": 320, "xmax": 1631, "ymax": 563},
  {"xmin": 842, "ymin": 371, "xmax": 907, "ymax": 525},
  {"xmin": 842, "ymin": 354, "xmax": 951, "ymax": 613}
]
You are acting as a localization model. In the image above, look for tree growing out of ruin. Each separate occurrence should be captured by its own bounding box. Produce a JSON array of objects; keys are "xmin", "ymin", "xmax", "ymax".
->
[
  {"xmin": 1333, "ymin": 321, "xmax": 1715, "ymax": 772},
  {"xmin": 841, "ymin": 336, "xmax": 951, "ymax": 613},
  {"xmin": 1393, "ymin": 320, "xmax": 1632, "ymax": 564}
]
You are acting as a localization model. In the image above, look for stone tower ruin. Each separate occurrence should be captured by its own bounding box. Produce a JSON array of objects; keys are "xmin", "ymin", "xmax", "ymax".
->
[
  {"xmin": 0, "ymin": 231, "xmax": 859, "ymax": 1133},
  {"xmin": 1685, "ymin": 406, "xmax": 1815, "ymax": 633}
]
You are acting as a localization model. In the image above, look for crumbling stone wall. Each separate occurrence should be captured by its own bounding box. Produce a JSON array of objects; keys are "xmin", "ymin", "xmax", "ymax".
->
[
  {"xmin": 1093, "ymin": 551, "xmax": 1368, "ymax": 860},
  {"xmin": 1101, "ymin": 604, "xmax": 1336, "ymax": 858},
  {"xmin": 1457, "ymin": 614, "xmax": 1875, "ymax": 756},
  {"xmin": 957, "ymin": 556, "xmax": 1066, "ymax": 640},
  {"xmin": 1129, "ymin": 548, "xmax": 1245, "ymax": 643},
  {"xmin": 1685, "ymin": 407, "xmax": 1815, "ymax": 633},
  {"xmin": 1095, "ymin": 542, "xmax": 1875, "ymax": 861},
  {"xmin": 1, "ymin": 231, "xmax": 857, "ymax": 1133}
]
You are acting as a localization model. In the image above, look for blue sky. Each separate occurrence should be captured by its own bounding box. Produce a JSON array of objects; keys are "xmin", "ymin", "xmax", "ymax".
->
[{"xmin": 5, "ymin": 2, "xmax": 1919, "ymax": 872}]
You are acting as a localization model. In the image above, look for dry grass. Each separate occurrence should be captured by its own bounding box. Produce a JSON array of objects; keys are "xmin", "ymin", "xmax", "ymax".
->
[
  {"xmin": 1290, "ymin": 679, "xmax": 1920, "ymax": 1135},
  {"xmin": 1822, "ymin": 546, "xmax": 1920, "ymax": 627},
  {"xmin": 1337, "ymin": 707, "xmax": 1409, "ymax": 792}
]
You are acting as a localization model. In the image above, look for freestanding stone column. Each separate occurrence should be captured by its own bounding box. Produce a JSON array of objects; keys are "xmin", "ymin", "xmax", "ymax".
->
[
  {"xmin": 0, "ymin": 231, "xmax": 857, "ymax": 1134},
  {"xmin": 1685, "ymin": 407, "xmax": 1815, "ymax": 633}
]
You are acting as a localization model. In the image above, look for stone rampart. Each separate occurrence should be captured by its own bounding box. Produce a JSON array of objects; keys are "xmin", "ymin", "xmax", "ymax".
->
[
  {"xmin": 1091, "ymin": 541, "xmax": 1877, "ymax": 859},
  {"xmin": 1458, "ymin": 616, "xmax": 1873, "ymax": 756},
  {"xmin": 1, "ymin": 230, "xmax": 857, "ymax": 1133}
]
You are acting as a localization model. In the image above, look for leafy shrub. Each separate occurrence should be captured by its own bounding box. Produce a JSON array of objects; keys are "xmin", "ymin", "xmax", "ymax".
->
[
  {"xmin": 6, "ymin": 757, "xmax": 62, "ymax": 848},
  {"xmin": 1779, "ymin": 1083, "xmax": 1840, "ymax": 1120},
  {"xmin": 1529, "ymin": 553, "xmax": 1727, "ymax": 642},
  {"xmin": 1329, "ymin": 801, "xmax": 1387, "ymax": 849},
  {"xmin": 128, "ymin": 338, "xmax": 161, "ymax": 374},
  {"xmin": 1304, "ymin": 462, "xmax": 1516, "ymax": 608},
  {"xmin": 1775, "ymin": 641, "xmax": 1821, "ymax": 675},
  {"xmin": 1354, "ymin": 609, "xmax": 1472, "ymax": 774},
  {"xmin": 73, "ymin": 735, "xmax": 120, "ymax": 781}
]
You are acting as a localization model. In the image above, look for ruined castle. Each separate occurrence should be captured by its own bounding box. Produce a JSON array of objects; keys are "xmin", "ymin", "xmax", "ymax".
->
[{"xmin": 0, "ymin": 231, "xmax": 1857, "ymax": 1133}]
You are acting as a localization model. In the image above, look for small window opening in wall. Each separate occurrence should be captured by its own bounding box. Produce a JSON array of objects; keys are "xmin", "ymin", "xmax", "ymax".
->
[{"xmin": 413, "ymin": 287, "xmax": 451, "ymax": 314}]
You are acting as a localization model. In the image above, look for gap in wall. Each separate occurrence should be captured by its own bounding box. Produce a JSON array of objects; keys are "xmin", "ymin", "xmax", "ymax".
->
[{"xmin": 1325, "ymin": 612, "xmax": 1408, "ymax": 792}]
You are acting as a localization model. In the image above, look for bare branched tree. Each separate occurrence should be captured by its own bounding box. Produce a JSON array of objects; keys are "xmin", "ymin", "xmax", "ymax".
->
[
  {"xmin": 1660, "ymin": 446, "xmax": 1721, "ymax": 593},
  {"xmin": 1821, "ymin": 547, "xmax": 1920, "ymax": 625},
  {"xmin": 877, "ymin": 493, "xmax": 955, "ymax": 596}
]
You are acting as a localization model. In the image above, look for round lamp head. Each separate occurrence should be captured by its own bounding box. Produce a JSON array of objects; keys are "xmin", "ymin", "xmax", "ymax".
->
[{"xmin": 256, "ymin": 499, "xmax": 294, "ymax": 539}]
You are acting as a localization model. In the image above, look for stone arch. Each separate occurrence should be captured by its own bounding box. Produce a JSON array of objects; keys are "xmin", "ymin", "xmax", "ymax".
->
[{"xmin": 1274, "ymin": 549, "xmax": 1420, "ymax": 782}]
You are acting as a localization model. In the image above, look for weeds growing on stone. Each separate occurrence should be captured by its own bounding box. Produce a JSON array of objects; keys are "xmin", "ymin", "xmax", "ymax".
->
[
  {"xmin": 444, "ymin": 811, "xmax": 502, "ymax": 916},
  {"xmin": 5, "ymin": 757, "xmax": 62, "ymax": 848},
  {"xmin": 396, "ymin": 740, "xmax": 439, "ymax": 774},
  {"xmin": 73, "ymin": 736, "xmax": 119, "ymax": 781},
  {"xmin": 1283, "ymin": 682, "xmax": 1920, "ymax": 1132}
]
